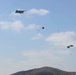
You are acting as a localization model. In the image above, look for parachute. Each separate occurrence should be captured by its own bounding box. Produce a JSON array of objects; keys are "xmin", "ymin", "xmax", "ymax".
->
[
  {"xmin": 42, "ymin": 27, "xmax": 44, "ymax": 29},
  {"xmin": 38, "ymin": 27, "xmax": 45, "ymax": 32}
]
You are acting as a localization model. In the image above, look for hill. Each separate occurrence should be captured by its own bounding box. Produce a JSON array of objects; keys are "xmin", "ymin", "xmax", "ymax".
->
[{"xmin": 11, "ymin": 66, "xmax": 76, "ymax": 75}]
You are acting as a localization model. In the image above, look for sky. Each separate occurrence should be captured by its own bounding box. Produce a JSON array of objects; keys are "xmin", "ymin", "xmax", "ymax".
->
[{"xmin": 0, "ymin": 0, "xmax": 76, "ymax": 75}]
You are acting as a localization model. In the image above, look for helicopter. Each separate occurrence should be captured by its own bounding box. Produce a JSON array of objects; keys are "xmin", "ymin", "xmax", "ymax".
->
[
  {"xmin": 15, "ymin": 9, "xmax": 25, "ymax": 14},
  {"xmin": 67, "ymin": 45, "xmax": 73, "ymax": 48}
]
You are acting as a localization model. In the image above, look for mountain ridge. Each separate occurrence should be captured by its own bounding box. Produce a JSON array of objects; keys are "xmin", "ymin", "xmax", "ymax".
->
[{"xmin": 11, "ymin": 66, "xmax": 76, "ymax": 75}]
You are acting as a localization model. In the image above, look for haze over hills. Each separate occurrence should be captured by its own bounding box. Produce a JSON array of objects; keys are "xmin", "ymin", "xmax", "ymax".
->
[{"xmin": 11, "ymin": 66, "xmax": 76, "ymax": 75}]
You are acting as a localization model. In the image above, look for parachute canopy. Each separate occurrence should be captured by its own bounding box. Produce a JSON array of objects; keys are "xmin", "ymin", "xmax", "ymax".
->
[{"xmin": 42, "ymin": 27, "xmax": 44, "ymax": 29}]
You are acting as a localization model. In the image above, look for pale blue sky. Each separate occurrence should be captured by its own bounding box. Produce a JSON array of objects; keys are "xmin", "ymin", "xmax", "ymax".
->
[{"xmin": 0, "ymin": 0, "xmax": 76, "ymax": 75}]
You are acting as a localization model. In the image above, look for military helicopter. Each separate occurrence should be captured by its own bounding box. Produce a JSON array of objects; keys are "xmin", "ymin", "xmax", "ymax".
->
[
  {"xmin": 15, "ymin": 9, "xmax": 25, "ymax": 14},
  {"xmin": 67, "ymin": 45, "xmax": 73, "ymax": 48},
  {"xmin": 67, "ymin": 45, "xmax": 74, "ymax": 55}
]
